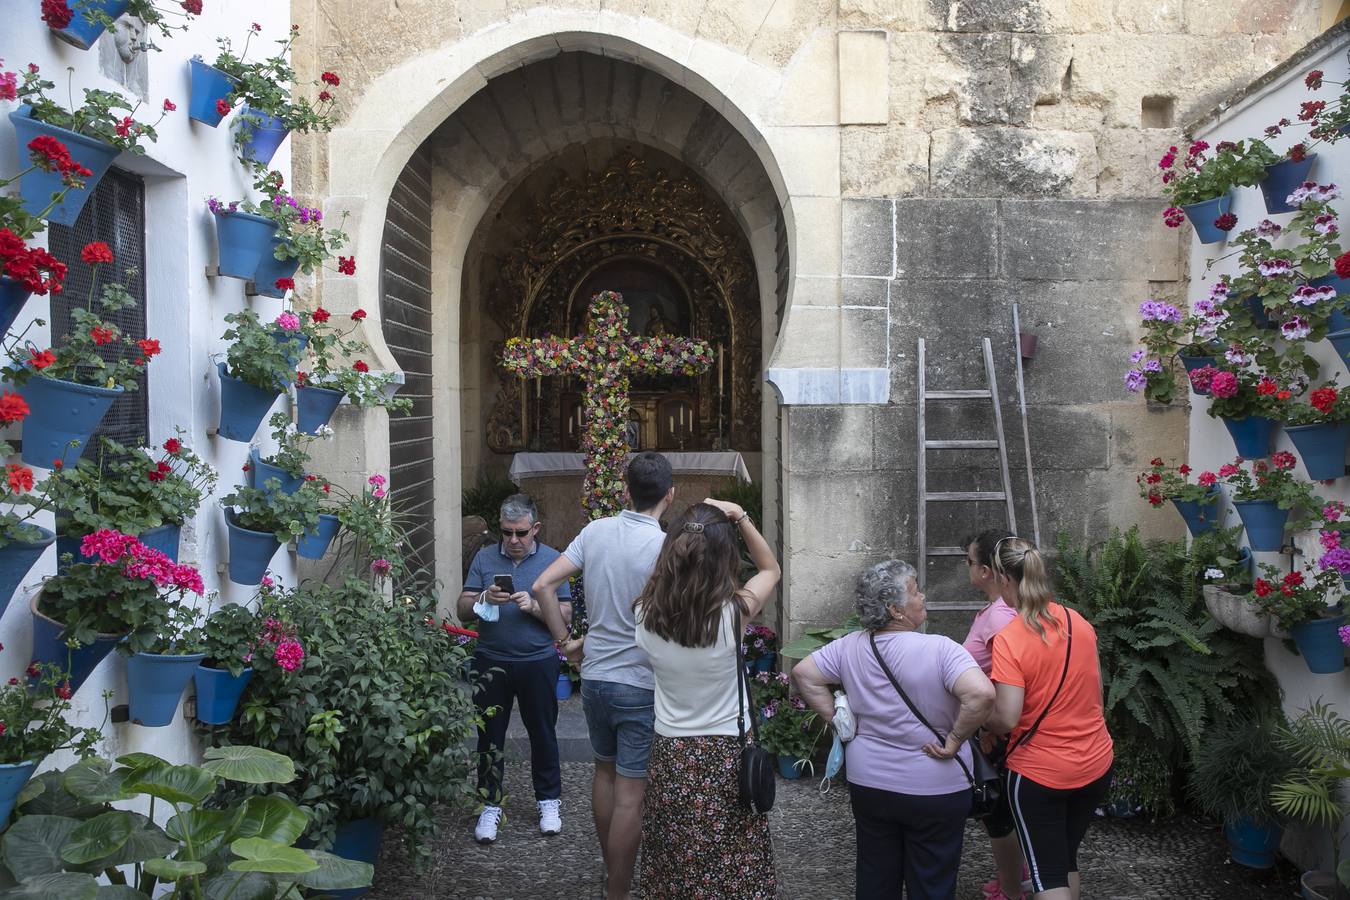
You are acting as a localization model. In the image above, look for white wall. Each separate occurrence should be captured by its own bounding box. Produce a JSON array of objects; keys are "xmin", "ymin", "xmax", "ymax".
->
[
  {"xmin": 0, "ymin": 1, "xmax": 292, "ymax": 776},
  {"xmin": 1190, "ymin": 33, "xmax": 1350, "ymax": 873}
]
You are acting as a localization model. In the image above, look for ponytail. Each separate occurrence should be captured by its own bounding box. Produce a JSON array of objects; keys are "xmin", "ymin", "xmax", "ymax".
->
[{"xmin": 993, "ymin": 537, "xmax": 1060, "ymax": 641}]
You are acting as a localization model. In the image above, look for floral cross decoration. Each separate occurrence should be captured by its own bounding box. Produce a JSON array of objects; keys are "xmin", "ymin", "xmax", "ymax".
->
[{"xmin": 500, "ymin": 290, "xmax": 714, "ymax": 519}]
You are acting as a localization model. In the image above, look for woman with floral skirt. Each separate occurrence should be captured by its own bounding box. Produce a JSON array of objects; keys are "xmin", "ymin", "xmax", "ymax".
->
[{"xmin": 633, "ymin": 498, "xmax": 781, "ymax": 899}]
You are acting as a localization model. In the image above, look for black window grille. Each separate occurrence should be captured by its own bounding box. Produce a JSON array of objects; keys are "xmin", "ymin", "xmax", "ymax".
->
[{"xmin": 48, "ymin": 168, "xmax": 149, "ymax": 454}]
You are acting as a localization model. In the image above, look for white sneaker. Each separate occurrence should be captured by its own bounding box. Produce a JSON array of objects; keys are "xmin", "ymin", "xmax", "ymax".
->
[
  {"xmin": 538, "ymin": 798, "xmax": 562, "ymax": 835},
  {"xmin": 474, "ymin": 805, "xmax": 502, "ymax": 844}
]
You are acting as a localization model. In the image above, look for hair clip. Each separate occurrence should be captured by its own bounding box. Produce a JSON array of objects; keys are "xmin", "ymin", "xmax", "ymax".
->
[{"xmin": 682, "ymin": 522, "xmax": 705, "ymax": 534}]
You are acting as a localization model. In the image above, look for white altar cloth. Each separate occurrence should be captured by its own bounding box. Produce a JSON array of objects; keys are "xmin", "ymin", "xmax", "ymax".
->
[{"xmin": 509, "ymin": 451, "xmax": 751, "ymax": 484}]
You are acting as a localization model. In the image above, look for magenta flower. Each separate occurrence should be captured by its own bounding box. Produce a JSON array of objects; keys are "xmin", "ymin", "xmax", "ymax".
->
[
  {"xmin": 274, "ymin": 312, "xmax": 301, "ymax": 332},
  {"xmin": 371, "ymin": 558, "xmax": 392, "ymax": 576},
  {"xmin": 273, "ymin": 640, "xmax": 305, "ymax": 672}
]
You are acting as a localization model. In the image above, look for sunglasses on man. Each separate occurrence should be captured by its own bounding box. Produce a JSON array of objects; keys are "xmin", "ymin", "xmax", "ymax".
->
[{"xmin": 501, "ymin": 528, "xmax": 534, "ymax": 538}]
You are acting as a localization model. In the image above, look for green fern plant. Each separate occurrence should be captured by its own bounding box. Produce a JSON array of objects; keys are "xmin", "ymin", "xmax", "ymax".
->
[
  {"xmin": 1055, "ymin": 527, "xmax": 1277, "ymax": 774},
  {"xmin": 1271, "ymin": 701, "xmax": 1350, "ymax": 893}
]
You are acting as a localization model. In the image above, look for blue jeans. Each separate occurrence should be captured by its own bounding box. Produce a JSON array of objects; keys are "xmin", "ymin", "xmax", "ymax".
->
[{"xmin": 581, "ymin": 679, "xmax": 655, "ymax": 778}]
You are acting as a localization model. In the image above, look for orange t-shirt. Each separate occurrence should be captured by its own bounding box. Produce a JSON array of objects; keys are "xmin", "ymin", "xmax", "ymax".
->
[{"xmin": 990, "ymin": 602, "xmax": 1114, "ymax": 789}]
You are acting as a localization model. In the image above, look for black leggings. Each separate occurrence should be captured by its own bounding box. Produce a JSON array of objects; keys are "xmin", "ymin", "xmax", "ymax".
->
[
  {"xmin": 1005, "ymin": 767, "xmax": 1112, "ymax": 893},
  {"xmin": 848, "ymin": 782, "xmax": 969, "ymax": 899}
]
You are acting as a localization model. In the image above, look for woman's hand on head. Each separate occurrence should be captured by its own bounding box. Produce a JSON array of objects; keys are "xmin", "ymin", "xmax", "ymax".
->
[{"xmin": 702, "ymin": 497, "xmax": 744, "ymax": 520}]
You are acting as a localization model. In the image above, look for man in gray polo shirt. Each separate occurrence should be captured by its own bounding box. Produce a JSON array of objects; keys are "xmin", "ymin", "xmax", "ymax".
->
[{"xmin": 533, "ymin": 451, "xmax": 673, "ymax": 900}]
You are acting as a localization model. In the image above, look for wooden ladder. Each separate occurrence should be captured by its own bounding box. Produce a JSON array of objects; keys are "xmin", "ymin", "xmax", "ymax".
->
[{"xmin": 916, "ymin": 337, "xmax": 1018, "ymax": 604}]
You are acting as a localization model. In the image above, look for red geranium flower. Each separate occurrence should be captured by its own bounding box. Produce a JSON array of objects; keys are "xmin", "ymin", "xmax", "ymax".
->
[
  {"xmin": 89, "ymin": 325, "xmax": 115, "ymax": 346},
  {"xmin": 163, "ymin": 437, "xmax": 181, "ymax": 454},
  {"xmin": 1198, "ymin": 471, "xmax": 1217, "ymax": 487},
  {"xmin": 1272, "ymin": 450, "xmax": 1298, "ymax": 470},
  {"xmin": 1214, "ymin": 212, "xmax": 1238, "ymax": 232},
  {"xmin": 312, "ymin": 307, "xmax": 330, "ymax": 323},
  {"xmin": 5, "ymin": 465, "xmax": 33, "ymax": 494},
  {"xmin": 1336, "ymin": 251, "xmax": 1350, "ymax": 280},
  {"xmin": 1311, "ymin": 386, "xmax": 1338, "ymax": 413},
  {"xmin": 1253, "ymin": 578, "xmax": 1272, "ymax": 598},
  {"xmin": 321, "ymin": 72, "xmax": 340, "ymax": 86},
  {"xmin": 181, "ymin": 0, "xmax": 202, "ymax": 13},
  {"xmin": 1307, "ymin": 69, "xmax": 1324, "ymax": 89},
  {"xmin": 337, "ymin": 256, "xmax": 356, "ymax": 275},
  {"xmin": 136, "ymin": 338, "xmax": 161, "ymax": 357},
  {"xmin": 1300, "ymin": 100, "xmax": 1327, "ymax": 121},
  {"xmin": 162, "ymin": 98, "xmax": 176, "ymax": 112},
  {"xmin": 1256, "ymin": 378, "xmax": 1278, "ymax": 396},
  {"xmin": 295, "ymin": 371, "xmax": 309, "ymax": 386},
  {"xmin": 56, "ymin": 683, "xmax": 71, "ymax": 700},
  {"xmin": 216, "ymin": 98, "xmax": 232, "ymax": 117},
  {"xmin": 1289, "ymin": 143, "xmax": 1307, "ymax": 162},
  {"xmin": 353, "ymin": 360, "xmax": 369, "ymax": 373},
  {"xmin": 1178, "ymin": 464, "xmax": 1191, "ymax": 475},
  {"xmin": 81, "ymin": 242, "xmax": 113, "ymax": 264},
  {"xmin": 318, "ymin": 91, "xmax": 332, "ymax": 102},
  {"xmin": 350, "ymin": 308, "xmax": 367, "ymax": 321},
  {"xmin": 41, "ymin": 0, "xmax": 73, "ymax": 29},
  {"xmin": 1283, "ymin": 570, "xmax": 1305, "ymax": 588},
  {"xmin": 275, "ymin": 277, "xmax": 295, "ymax": 292},
  {"xmin": 0, "ymin": 393, "xmax": 29, "ymax": 425},
  {"xmin": 29, "ymin": 349, "xmax": 55, "ymax": 370}
]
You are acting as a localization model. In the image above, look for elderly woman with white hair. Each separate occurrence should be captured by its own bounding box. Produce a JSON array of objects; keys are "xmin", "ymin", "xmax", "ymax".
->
[{"xmin": 793, "ymin": 559, "xmax": 995, "ymax": 900}]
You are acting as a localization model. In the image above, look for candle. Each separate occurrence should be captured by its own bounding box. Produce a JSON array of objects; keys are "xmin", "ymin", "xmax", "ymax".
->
[
  {"xmin": 718, "ymin": 344, "xmax": 724, "ymax": 394},
  {"xmin": 569, "ymin": 416, "xmax": 574, "ymax": 435},
  {"xmin": 679, "ymin": 406, "xmax": 684, "ymax": 427},
  {"xmin": 669, "ymin": 415, "xmax": 674, "ymax": 433},
  {"xmin": 535, "ymin": 376, "xmax": 541, "ymax": 398}
]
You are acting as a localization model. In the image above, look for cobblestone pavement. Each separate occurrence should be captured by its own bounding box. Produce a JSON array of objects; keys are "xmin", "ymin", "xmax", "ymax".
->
[{"xmin": 367, "ymin": 761, "xmax": 1303, "ymax": 899}]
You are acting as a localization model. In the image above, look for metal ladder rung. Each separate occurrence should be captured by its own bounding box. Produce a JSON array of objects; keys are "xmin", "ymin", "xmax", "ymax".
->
[
  {"xmin": 926, "ymin": 601, "xmax": 991, "ymax": 612},
  {"xmin": 925, "ymin": 491, "xmax": 1007, "ymax": 502},
  {"xmin": 926, "ymin": 546, "xmax": 969, "ymax": 557},
  {"xmin": 925, "ymin": 390, "xmax": 991, "ymax": 399},
  {"xmin": 925, "ymin": 439, "xmax": 999, "ymax": 449}
]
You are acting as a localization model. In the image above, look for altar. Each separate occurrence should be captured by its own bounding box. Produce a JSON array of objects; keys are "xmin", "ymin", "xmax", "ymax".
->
[{"xmin": 510, "ymin": 451, "xmax": 752, "ymax": 546}]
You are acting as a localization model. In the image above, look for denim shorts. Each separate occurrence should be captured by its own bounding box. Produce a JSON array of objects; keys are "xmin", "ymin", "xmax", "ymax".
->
[{"xmin": 581, "ymin": 679, "xmax": 655, "ymax": 779}]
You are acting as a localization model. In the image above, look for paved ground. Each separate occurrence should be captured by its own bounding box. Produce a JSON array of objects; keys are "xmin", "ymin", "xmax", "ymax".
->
[{"xmin": 367, "ymin": 697, "xmax": 1303, "ymax": 899}]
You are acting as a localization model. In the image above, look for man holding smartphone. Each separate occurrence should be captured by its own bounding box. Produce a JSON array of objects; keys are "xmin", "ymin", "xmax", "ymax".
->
[{"xmin": 458, "ymin": 493, "xmax": 572, "ymax": 844}]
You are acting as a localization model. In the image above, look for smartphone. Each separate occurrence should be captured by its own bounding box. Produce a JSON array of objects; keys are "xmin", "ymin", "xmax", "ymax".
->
[{"xmin": 492, "ymin": 574, "xmax": 515, "ymax": 594}]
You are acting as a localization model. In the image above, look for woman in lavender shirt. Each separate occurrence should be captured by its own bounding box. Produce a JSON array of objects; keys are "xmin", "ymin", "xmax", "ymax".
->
[{"xmin": 794, "ymin": 559, "xmax": 995, "ymax": 900}]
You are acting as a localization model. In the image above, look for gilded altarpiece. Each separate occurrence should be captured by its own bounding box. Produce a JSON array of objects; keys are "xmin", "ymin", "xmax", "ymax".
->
[{"xmin": 484, "ymin": 155, "xmax": 761, "ymax": 455}]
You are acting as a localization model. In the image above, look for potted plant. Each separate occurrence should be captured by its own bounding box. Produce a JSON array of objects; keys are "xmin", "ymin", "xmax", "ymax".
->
[
  {"xmin": 295, "ymin": 479, "xmax": 341, "ymax": 561},
  {"xmin": 220, "ymin": 578, "xmax": 479, "ymax": 873},
  {"xmin": 1124, "ymin": 298, "xmax": 1199, "ymax": 403},
  {"xmin": 1199, "ymin": 527, "xmax": 1273, "ymax": 637},
  {"xmin": 1271, "ymin": 701, "xmax": 1350, "ymax": 900},
  {"xmin": 1258, "ymin": 139, "xmax": 1319, "ymax": 214},
  {"xmin": 3, "ymin": 246, "xmax": 157, "ymax": 469},
  {"xmin": 246, "ymin": 411, "xmax": 328, "ymax": 495},
  {"xmin": 1203, "ymin": 367, "xmax": 1287, "ymax": 458},
  {"xmin": 216, "ymin": 309, "xmax": 298, "ymax": 441},
  {"xmin": 743, "ymin": 622, "xmax": 778, "ymax": 673},
  {"xmin": 247, "ymin": 172, "xmax": 350, "ymax": 297},
  {"xmin": 215, "ymin": 25, "xmax": 340, "ymax": 167},
  {"xmin": 1250, "ymin": 560, "xmax": 1346, "ymax": 674},
  {"xmin": 298, "ymin": 306, "xmax": 411, "ymax": 430},
  {"xmin": 0, "ymin": 399, "xmax": 54, "ymax": 617},
  {"xmin": 42, "ymin": 0, "xmax": 200, "ymax": 51},
  {"xmin": 1137, "ymin": 457, "xmax": 1223, "ymax": 536},
  {"xmin": 35, "ymin": 529, "xmax": 204, "ymax": 692},
  {"xmin": 207, "ymin": 195, "xmax": 278, "ymax": 279},
  {"xmin": 1283, "ymin": 382, "xmax": 1350, "ymax": 480},
  {"xmin": 46, "ymin": 432, "xmax": 216, "ymax": 569},
  {"xmin": 125, "ymin": 601, "xmax": 205, "ymax": 727},
  {"xmin": 1189, "ymin": 707, "xmax": 1296, "ymax": 867},
  {"xmin": 220, "ymin": 478, "xmax": 324, "ymax": 585},
  {"xmin": 0, "ymin": 746, "xmax": 373, "ymax": 896},
  {"xmin": 757, "ymin": 691, "xmax": 824, "ymax": 779},
  {"xmin": 1219, "ymin": 453, "xmax": 1319, "ymax": 551},
  {"xmin": 10, "ymin": 64, "xmax": 167, "ymax": 223},
  {"xmin": 1102, "ymin": 738, "xmax": 1174, "ymax": 818},
  {"xmin": 191, "ymin": 602, "xmax": 258, "ymax": 725},
  {"xmin": 1159, "ymin": 138, "xmax": 1276, "ymax": 244}
]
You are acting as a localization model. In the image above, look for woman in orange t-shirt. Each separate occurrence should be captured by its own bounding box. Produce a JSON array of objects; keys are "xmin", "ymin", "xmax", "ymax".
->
[{"xmin": 984, "ymin": 537, "xmax": 1113, "ymax": 900}]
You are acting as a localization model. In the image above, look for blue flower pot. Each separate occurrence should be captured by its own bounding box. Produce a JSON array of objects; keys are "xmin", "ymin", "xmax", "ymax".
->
[
  {"xmin": 1225, "ymin": 817, "xmax": 1282, "ymax": 869},
  {"xmin": 1261, "ymin": 155, "xmax": 1317, "ymax": 214},
  {"xmin": 270, "ymin": 331, "xmax": 309, "ymax": 380},
  {"xmin": 17, "ymin": 375, "xmax": 122, "ymax": 470},
  {"xmin": 754, "ymin": 653, "xmax": 776, "ymax": 673},
  {"xmin": 296, "ymin": 514, "xmax": 340, "ymax": 560},
  {"xmin": 1179, "ymin": 353, "xmax": 1217, "ymax": 395},
  {"xmin": 1171, "ymin": 488, "xmax": 1222, "ymax": 536},
  {"xmin": 224, "ymin": 511, "xmax": 282, "ymax": 586},
  {"xmin": 1181, "ymin": 193, "xmax": 1233, "ymax": 245},
  {"xmin": 187, "ymin": 58, "xmax": 237, "ymax": 127},
  {"xmin": 193, "ymin": 665, "xmax": 254, "ymax": 725},
  {"xmin": 56, "ymin": 522, "xmax": 181, "ymax": 574},
  {"xmin": 1221, "ymin": 415, "xmax": 1275, "ymax": 460},
  {"xmin": 248, "ymin": 448, "xmax": 304, "ymax": 496},
  {"xmin": 50, "ymin": 0, "xmax": 130, "ymax": 49},
  {"xmin": 0, "ymin": 526, "xmax": 55, "ymax": 622},
  {"xmin": 213, "ymin": 211, "xmax": 278, "ymax": 279},
  {"xmin": 1329, "ymin": 309, "xmax": 1350, "ymax": 334},
  {"xmin": 1285, "ymin": 422, "xmax": 1350, "ymax": 481},
  {"xmin": 30, "ymin": 594, "xmax": 126, "ymax": 694},
  {"xmin": 1289, "ymin": 614, "xmax": 1346, "ymax": 674},
  {"xmin": 216, "ymin": 362, "xmax": 281, "ymax": 443},
  {"xmin": 1233, "ymin": 499, "xmax": 1289, "ymax": 552},
  {"xmin": 252, "ymin": 239, "xmax": 301, "ymax": 299},
  {"xmin": 325, "ymin": 818, "xmax": 383, "ymax": 898},
  {"xmin": 0, "ymin": 761, "xmax": 38, "ymax": 827},
  {"xmin": 296, "ymin": 384, "xmax": 344, "ymax": 434},
  {"xmin": 1243, "ymin": 294, "xmax": 1274, "ymax": 330},
  {"xmin": 127, "ymin": 652, "xmax": 206, "ymax": 727},
  {"xmin": 0, "ymin": 278, "xmax": 33, "ymax": 338},
  {"xmin": 777, "ymin": 755, "xmax": 802, "ymax": 780},
  {"xmin": 555, "ymin": 673, "xmax": 573, "ymax": 700},
  {"xmin": 9, "ymin": 108, "xmax": 120, "ymax": 226},
  {"xmin": 236, "ymin": 107, "xmax": 291, "ymax": 166},
  {"xmin": 1328, "ymin": 329, "xmax": 1350, "ymax": 377}
]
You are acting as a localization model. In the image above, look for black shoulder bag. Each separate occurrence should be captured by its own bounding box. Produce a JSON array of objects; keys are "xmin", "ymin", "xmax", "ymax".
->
[
  {"xmin": 735, "ymin": 611, "xmax": 776, "ymax": 815},
  {"xmin": 869, "ymin": 632, "xmax": 1003, "ymax": 819}
]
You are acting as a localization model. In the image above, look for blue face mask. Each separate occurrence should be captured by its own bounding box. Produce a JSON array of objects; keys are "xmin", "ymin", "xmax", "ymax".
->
[{"xmin": 819, "ymin": 732, "xmax": 845, "ymax": 794}]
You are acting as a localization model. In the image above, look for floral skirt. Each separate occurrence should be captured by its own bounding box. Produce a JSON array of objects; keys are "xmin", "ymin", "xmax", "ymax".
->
[{"xmin": 640, "ymin": 734, "xmax": 776, "ymax": 899}]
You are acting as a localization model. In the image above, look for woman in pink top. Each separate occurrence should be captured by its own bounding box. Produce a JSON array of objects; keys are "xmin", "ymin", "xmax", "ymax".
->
[{"xmin": 962, "ymin": 529, "xmax": 1026, "ymax": 900}]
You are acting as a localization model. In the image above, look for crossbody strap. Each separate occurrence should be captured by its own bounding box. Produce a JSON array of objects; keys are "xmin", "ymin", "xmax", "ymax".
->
[
  {"xmin": 868, "ymin": 632, "xmax": 975, "ymax": 787},
  {"xmin": 734, "ymin": 608, "xmax": 759, "ymax": 747},
  {"xmin": 1005, "ymin": 608, "xmax": 1073, "ymax": 757}
]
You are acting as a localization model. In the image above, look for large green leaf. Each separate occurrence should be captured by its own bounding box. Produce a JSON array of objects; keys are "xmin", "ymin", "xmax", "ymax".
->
[
  {"xmin": 16, "ymin": 774, "xmax": 102, "ymax": 820},
  {"xmin": 1, "ymin": 816, "xmax": 79, "ymax": 880},
  {"xmin": 60, "ymin": 811, "xmax": 134, "ymax": 865},
  {"xmin": 230, "ymin": 796, "xmax": 307, "ymax": 846},
  {"xmin": 122, "ymin": 765, "xmax": 215, "ymax": 806},
  {"xmin": 227, "ymin": 839, "xmax": 317, "ymax": 875},
  {"xmin": 13, "ymin": 783, "xmax": 42, "ymax": 810},
  {"xmin": 200, "ymin": 747, "xmax": 295, "ymax": 786},
  {"xmin": 0, "ymin": 873, "xmax": 98, "ymax": 899},
  {"xmin": 141, "ymin": 858, "xmax": 206, "ymax": 881},
  {"xmin": 112, "ymin": 754, "xmax": 162, "ymax": 774},
  {"xmin": 70, "ymin": 814, "xmax": 176, "ymax": 874},
  {"xmin": 294, "ymin": 849, "xmax": 374, "ymax": 891},
  {"xmin": 165, "ymin": 807, "xmax": 244, "ymax": 858},
  {"xmin": 202, "ymin": 872, "xmax": 275, "ymax": 900},
  {"xmin": 94, "ymin": 887, "xmax": 148, "ymax": 899},
  {"xmin": 61, "ymin": 761, "xmax": 131, "ymax": 805}
]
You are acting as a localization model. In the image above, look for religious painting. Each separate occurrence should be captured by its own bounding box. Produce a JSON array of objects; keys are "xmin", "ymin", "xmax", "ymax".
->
[{"xmin": 574, "ymin": 260, "xmax": 690, "ymax": 338}]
